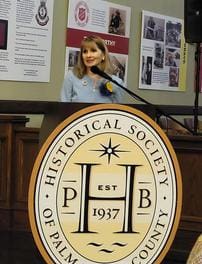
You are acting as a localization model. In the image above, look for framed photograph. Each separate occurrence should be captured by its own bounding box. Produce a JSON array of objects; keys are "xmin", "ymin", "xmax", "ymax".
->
[{"xmin": 0, "ymin": 19, "xmax": 8, "ymax": 50}]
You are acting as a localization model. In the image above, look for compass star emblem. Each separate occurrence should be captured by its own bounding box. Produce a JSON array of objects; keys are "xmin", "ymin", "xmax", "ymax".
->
[{"xmin": 91, "ymin": 138, "xmax": 129, "ymax": 164}]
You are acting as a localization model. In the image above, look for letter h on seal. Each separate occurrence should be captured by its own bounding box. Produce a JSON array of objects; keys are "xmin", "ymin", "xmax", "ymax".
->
[{"xmin": 75, "ymin": 163, "xmax": 141, "ymax": 234}]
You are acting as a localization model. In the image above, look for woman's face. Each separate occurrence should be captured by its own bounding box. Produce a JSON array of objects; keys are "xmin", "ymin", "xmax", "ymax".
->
[{"xmin": 82, "ymin": 42, "xmax": 104, "ymax": 69}]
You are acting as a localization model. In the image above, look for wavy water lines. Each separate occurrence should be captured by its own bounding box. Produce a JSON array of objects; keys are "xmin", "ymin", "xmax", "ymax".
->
[{"xmin": 87, "ymin": 241, "xmax": 128, "ymax": 254}]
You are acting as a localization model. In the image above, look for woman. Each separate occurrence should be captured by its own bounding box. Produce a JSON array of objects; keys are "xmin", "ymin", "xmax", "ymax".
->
[{"xmin": 61, "ymin": 35, "xmax": 124, "ymax": 103}]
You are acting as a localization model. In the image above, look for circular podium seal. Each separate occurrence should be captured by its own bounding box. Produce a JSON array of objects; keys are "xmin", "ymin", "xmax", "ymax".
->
[{"xmin": 29, "ymin": 104, "xmax": 182, "ymax": 264}]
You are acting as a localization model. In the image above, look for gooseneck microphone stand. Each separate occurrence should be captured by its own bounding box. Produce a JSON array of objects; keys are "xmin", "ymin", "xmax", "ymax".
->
[{"xmin": 91, "ymin": 66, "xmax": 194, "ymax": 135}]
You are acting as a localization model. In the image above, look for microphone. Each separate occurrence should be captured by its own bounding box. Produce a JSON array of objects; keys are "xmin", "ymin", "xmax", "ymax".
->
[{"xmin": 91, "ymin": 66, "xmax": 113, "ymax": 81}]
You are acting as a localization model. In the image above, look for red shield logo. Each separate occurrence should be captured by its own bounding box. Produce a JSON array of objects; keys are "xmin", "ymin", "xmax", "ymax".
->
[{"xmin": 78, "ymin": 7, "xmax": 86, "ymax": 22}]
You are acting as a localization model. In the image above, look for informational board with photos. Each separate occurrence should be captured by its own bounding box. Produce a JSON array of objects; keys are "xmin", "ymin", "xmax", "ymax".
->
[
  {"xmin": 0, "ymin": 0, "xmax": 54, "ymax": 82},
  {"xmin": 65, "ymin": 0, "xmax": 131, "ymax": 84},
  {"xmin": 139, "ymin": 10, "xmax": 188, "ymax": 91}
]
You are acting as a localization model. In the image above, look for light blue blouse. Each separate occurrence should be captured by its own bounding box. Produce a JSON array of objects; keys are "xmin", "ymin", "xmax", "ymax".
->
[{"xmin": 60, "ymin": 70, "xmax": 124, "ymax": 103}]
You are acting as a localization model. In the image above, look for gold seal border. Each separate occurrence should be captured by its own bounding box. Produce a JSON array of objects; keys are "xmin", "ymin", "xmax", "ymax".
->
[{"xmin": 28, "ymin": 103, "xmax": 182, "ymax": 264}]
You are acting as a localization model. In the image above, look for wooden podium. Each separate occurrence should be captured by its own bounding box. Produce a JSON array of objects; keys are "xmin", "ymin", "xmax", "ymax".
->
[
  {"xmin": 0, "ymin": 100, "xmax": 201, "ymax": 263},
  {"xmin": 39, "ymin": 102, "xmax": 156, "ymax": 145},
  {"xmin": 29, "ymin": 102, "xmax": 182, "ymax": 264}
]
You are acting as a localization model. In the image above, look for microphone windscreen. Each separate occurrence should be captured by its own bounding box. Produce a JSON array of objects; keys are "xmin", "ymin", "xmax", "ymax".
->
[
  {"xmin": 91, "ymin": 66, "xmax": 112, "ymax": 81},
  {"xmin": 91, "ymin": 66, "xmax": 100, "ymax": 74},
  {"xmin": 99, "ymin": 81, "xmax": 113, "ymax": 96}
]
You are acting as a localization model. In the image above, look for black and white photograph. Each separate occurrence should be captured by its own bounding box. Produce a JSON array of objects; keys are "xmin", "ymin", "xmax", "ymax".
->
[
  {"xmin": 141, "ymin": 55, "xmax": 153, "ymax": 85},
  {"xmin": 153, "ymin": 42, "xmax": 164, "ymax": 69},
  {"xmin": 143, "ymin": 15, "xmax": 165, "ymax": 42},
  {"xmin": 169, "ymin": 66, "xmax": 179, "ymax": 87},
  {"xmin": 108, "ymin": 8, "xmax": 126, "ymax": 36},
  {"xmin": 165, "ymin": 48, "xmax": 180, "ymax": 67},
  {"xmin": 165, "ymin": 21, "xmax": 182, "ymax": 48},
  {"xmin": 110, "ymin": 54, "xmax": 126, "ymax": 81},
  {"xmin": 68, "ymin": 49, "xmax": 79, "ymax": 68}
]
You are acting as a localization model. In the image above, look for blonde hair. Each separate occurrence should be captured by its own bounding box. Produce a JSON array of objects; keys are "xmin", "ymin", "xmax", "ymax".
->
[{"xmin": 73, "ymin": 35, "xmax": 113, "ymax": 79}]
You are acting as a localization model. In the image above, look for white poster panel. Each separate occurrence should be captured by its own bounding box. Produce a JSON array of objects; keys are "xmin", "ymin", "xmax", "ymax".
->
[
  {"xmin": 0, "ymin": 0, "xmax": 54, "ymax": 82},
  {"xmin": 139, "ymin": 10, "xmax": 188, "ymax": 91},
  {"xmin": 66, "ymin": 0, "xmax": 131, "ymax": 84}
]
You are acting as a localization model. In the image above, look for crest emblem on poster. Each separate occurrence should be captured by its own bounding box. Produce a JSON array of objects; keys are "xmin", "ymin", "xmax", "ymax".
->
[
  {"xmin": 35, "ymin": 0, "xmax": 49, "ymax": 26},
  {"xmin": 29, "ymin": 104, "xmax": 182, "ymax": 264},
  {"xmin": 74, "ymin": 1, "xmax": 89, "ymax": 27}
]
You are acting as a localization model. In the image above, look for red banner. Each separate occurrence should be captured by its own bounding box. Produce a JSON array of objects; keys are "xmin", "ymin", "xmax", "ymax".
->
[{"xmin": 66, "ymin": 28, "xmax": 129, "ymax": 55}]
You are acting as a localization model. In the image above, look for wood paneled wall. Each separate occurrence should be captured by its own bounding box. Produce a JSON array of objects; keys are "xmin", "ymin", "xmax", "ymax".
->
[{"xmin": 0, "ymin": 115, "xmax": 39, "ymax": 231}]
